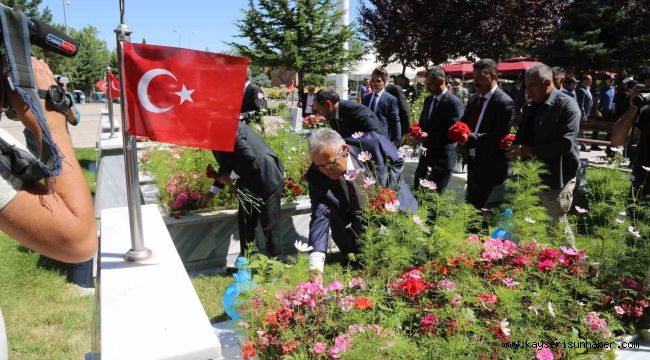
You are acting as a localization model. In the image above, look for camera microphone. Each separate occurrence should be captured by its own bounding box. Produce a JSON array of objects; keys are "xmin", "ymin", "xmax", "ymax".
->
[{"xmin": 27, "ymin": 18, "xmax": 79, "ymax": 57}]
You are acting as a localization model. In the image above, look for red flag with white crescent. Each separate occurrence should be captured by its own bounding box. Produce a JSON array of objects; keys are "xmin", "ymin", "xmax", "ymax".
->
[
  {"xmin": 96, "ymin": 79, "xmax": 108, "ymax": 92},
  {"xmin": 122, "ymin": 43, "xmax": 248, "ymax": 151},
  {"xmin": 107, "ymin": 72, "xmax": 122, "ymax": 99}
]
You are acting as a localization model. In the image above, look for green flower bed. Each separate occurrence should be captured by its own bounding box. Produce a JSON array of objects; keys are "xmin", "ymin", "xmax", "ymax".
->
[
  {"xmin": 140, "ymin": 118, "xmax": 311, "ymax": 214},
  {"xmin": 233, "ymin": 160, "xmax": 649, "ymax": 360}
]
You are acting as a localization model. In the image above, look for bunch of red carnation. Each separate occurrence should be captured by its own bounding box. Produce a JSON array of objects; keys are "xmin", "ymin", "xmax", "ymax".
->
[
  {"xmin": 284, "ymin": 178, "xmax": 302, "ymax": 197},
  {"xmin": 499, "ymin": 133, "xmax": 516, "ymax": 150},
  {"xmin": 368, "ymin": 187, "xmax": 398, "ymax": 214},
  {"xmin": 409, "ymin": 121, "xmax": 423, "ymax": 137},
  {"xmin": 448, "ymin": 122, "xmax": 472, "ymax": 143}
]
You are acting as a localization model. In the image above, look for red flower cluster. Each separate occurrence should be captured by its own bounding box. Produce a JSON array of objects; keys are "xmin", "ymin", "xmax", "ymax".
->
[
  {"xmin": 448, "ymin": 121, "xmax": 472, "ymax": 143},
  {"xmin": 499, "ymin": 133, "xmax": 516, "ymax": 150},
  {"xmin": 205, "ymin": 164, "xmax": 218, "ymax": 180},
  {"xmin": 368, "ymin": 187, "xmax": 398, "ymax": 214},
  {"xmin": 284, "ymin": 178, "xmax": 303, "ymax": 197},
  {"xmin": 303, "ymin": 115, "xmax": 327, "ymax": 129},
  {"xmin": 409, "ymin": 121, "xmax": 424, "ymax": 137},
  {"xmin": 394, "ymin": 269, "xmax": 427, "ymax": 297}
]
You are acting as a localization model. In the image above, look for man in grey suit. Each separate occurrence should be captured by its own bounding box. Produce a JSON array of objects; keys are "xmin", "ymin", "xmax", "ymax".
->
[
  {"xmin": 507, "ymin": 64, "xmax": 581, "ymax": 245},
  {"xmin": 415, "ymin": 66, "xmax": 464, "ymax": 192}
]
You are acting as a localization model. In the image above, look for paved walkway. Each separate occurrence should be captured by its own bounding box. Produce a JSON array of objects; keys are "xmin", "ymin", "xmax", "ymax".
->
[{"xmin": 0, "ymin": 103, "xmax": 120, "ymax": 149}]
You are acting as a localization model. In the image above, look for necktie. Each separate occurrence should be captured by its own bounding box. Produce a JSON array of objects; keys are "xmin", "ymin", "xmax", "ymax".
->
[
  {"xmin": 469, "ymin": 97, "xmax": 487, "ymax": 132},
  {"xmin": 370, "ymin": 94, "xmax": 378, "ymax": 112},
  {"xmin": 346, "ymin": 180, "xmax": 360, "ymax": 213},
  {"xmin": 429, "ymin": 97, "xmax": 439, "ymax": 121}
]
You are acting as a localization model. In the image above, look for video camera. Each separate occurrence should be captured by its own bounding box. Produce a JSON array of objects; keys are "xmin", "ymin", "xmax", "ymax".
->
[{"xmin": 632, "ymin": 85, "xmax": 650, "ymax": 107}]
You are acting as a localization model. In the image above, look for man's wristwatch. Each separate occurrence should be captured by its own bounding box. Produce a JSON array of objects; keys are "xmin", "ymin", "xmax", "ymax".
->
[{"xmin": 38, "ymin": 85, "xmax": 71, "ymax": 115}]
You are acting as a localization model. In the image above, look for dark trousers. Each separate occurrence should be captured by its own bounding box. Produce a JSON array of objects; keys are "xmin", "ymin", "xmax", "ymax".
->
[
  {"xmin": 414, "ymin": 157, "xmax": 453, "ymax": 193},
  {"xmin": 238, "ymin": 186, "xmax": 282, "ymax": 257},
  {"xmin": 37, "ymin": 257, "xmax": 94, "ymax": 288},
  {"xmin": 466, "ymin": 169, "xmax": 500, "ymax": 210}
]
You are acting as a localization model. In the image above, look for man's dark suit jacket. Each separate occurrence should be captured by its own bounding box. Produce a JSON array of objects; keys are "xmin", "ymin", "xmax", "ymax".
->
[
  {"xmin": 212, "ymin": 122, "xmax": 284, "ymax": 197},
  {"xmin": 515, "ymin": 89, "xmax": 581, "ymax": 190},
  {"xmin": 362, "ymin": 90, "xmax": 401, "ymax": 142},
  {"xmin": 330, "ymin": 100, "xmax": 382, "ymax": 138},
  {"xmin": 241, "ymin": 82, "xmax": 264, "ymax": 123},
  {"xmin": 576, "ymin": 84, "xmax": 593, "ymax": 119},
  {"xmin": 419, "ymin": 91, "xmax": 465, "ymax": 171},
  {"xmin": 461, "ymin": 87, "xmax": 514, "ymax": 189},
  {"xmin": 306, "ymin": 132, "xmax": 418, "ymax": 253},
  {"xmin": 300, "ymin": 92, "xmax": 316, "ymax": 115},
  {"xmin": 386, "ymin": 83, "xmax": 411, "ymax": 139}
]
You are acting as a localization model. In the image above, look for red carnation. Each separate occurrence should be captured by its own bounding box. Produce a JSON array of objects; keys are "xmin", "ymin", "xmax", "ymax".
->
[
  {"xmin": 499, "ymin": 133, "xmax": 516, "ymax": 150},
  {"xmin": 448, "ymin": 122, "xmax": 472, "ymax": 143},
  {"xmin": 409, "ymin": 121, "xmax": 424, "ymax": 137}
]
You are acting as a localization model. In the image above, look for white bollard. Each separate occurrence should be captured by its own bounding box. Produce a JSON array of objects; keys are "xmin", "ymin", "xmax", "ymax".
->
[{"xmin": 290, "ymin": 107, "xmax": 303, "ymax": 132}]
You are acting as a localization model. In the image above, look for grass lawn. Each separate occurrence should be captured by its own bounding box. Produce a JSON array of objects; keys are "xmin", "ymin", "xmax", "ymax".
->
[
  {"xmin": 74, "ymin": 148, "xmax": 96, "ymax": 195},
  {"xmin": 0, "ymin": 233, "xmax": 93, "ymax": 359}
]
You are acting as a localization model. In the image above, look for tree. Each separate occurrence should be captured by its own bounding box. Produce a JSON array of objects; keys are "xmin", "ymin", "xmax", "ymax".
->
[
  {"xmin": 359, "ymin": 0, "xmax": 567, "ymax": 66},
  {"xmin": 3, "ymin": 0, "xmax": 52, "ymax": 22},
  {"xmin": 229, "ymin": 0, "xmax": 363, "ymax": 94},
  {"xmin": 68, "ymin": 26, "xmax": 111, "ymax": 94},
  {"xmin": 535, "ymin": 0, "xmax": 650, "ymax": 75}
]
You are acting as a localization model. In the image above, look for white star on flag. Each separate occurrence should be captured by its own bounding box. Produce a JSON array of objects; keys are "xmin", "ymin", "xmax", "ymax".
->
[{"xmin": 174, "ymin": 84, "xmax": 195, "ymax": 104}]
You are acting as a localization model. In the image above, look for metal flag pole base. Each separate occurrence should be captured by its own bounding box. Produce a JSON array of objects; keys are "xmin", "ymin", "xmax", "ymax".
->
[{"xmin": 123, "ymin": 247, "xmax": 152, "ymax": 262}]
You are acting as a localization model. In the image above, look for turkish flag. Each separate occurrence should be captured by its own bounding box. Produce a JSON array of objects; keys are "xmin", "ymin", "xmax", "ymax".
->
[
  {"xmin": 107, "ymin": 72, "xmax": 121, "ymax": 99},
  {"xmin": 122, "ymin": 42, "xmax": 248, "ymax": 151},
  {"xmin": 285, "ymin": 80, "xmax": 295, "ymax": 96},
  {"xmin": 96, "ymin": 79, "xmax": 108, "ymax": 92}
]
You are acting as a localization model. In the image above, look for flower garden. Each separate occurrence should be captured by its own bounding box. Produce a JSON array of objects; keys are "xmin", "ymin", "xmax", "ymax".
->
[{"xmin": 137, "ymin": 100, "xmax": 650, "ymax": 359}]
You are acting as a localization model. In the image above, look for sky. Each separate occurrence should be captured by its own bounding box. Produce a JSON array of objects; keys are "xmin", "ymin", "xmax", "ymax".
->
[{"xmin": 40, "ymin": 0, "xmax": 362, "ymax": 52}]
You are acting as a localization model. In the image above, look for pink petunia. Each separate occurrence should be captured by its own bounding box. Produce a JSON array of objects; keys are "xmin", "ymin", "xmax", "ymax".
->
[
  {"xmin": 312, "ymin": 342, "xmax": 327, "ymax": 355},
  {"xmin": 535, "ymin": 347, "xmax": 554, "ymax": 360},
  {"xmin": 326, "ymin": 280, "xmax": 344, "ymax": 293},
  {"xmin": 614, "ymin": 306, "xmax": 625, "ymax": 315}
]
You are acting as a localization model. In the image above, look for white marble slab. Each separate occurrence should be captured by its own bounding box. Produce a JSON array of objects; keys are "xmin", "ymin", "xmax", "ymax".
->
[{"xmin": 99, "ymin": 205, "xmax": 221, "ymax": 360}]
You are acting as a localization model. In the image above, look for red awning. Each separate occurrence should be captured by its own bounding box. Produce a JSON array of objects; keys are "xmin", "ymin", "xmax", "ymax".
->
[
  {"xmin": 416, "ymin": 61, "xmax": 474, "ymax": 78},
  {"xmin": 497, "ymin": 60, "xmax": 542, "ymax": 76}
]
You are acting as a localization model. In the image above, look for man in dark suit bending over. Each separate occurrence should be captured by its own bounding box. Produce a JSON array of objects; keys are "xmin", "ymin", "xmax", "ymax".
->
[
  {"xmin": 507, "ymin": 64, "xmax": 580, "ymax": 245},
  {"xmin": 202, "ymin": 122, "xmax": 286, "ymax": 257},
  {"xmin": 460, "ymin": 59, "xmax": 515, "ymax": 209},
  {"xmin": 312, "ymin": 88, "xmax": 382, "ymax": 138},
  {"xmin": 415, "ymin": 66, "xmax": 465, "ymax": 192},
  {"xmin": 306, "ymin": 128, "xmax": 417, "ymax": 282}
]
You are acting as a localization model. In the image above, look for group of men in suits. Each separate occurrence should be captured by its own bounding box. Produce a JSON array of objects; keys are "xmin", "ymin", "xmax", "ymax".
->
[{"xmin": 206, "ymin": 60, "xmax": 581, "ymax": 278}]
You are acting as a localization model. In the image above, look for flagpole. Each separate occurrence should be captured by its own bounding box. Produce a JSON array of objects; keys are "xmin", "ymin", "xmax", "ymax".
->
[
  {"xmin": 115, "ymin": 0, "xmax": 151, "ymax": 262},
  {"xmin": 106, "ymin": 65, "xmax": 116, "ymax": 138}
]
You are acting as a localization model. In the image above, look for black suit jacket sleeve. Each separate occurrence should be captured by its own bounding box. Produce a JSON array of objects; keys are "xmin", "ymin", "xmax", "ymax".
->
[
  {"xmin": 386, "ymin": 84, "xmax": 411, "ymax": 135},
  {"xmin": 466, "ymin": 90, "xmax": 514, "ymax": 157},
  {"xmin": 421, "ymin": 93, "xmax": 464, "ymax": 148}
]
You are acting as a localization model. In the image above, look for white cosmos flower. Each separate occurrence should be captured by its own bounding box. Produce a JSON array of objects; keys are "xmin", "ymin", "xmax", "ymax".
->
[
  {"xmin": 642, "ymin": 166, "xmax": 650, "ymax": 172},
  {"xmin": 362, "ymin": 176, "xmax": 376, "ymax": 189},
  {"xmin": 357, "ymin": 151, "xmax": 372, "ymax": 162},
  {"xmin": 419, "ymin": 179, "xmax": 437, "ymax": 190},
  {"xmin": 500, "ymin": 319, "xmax": 511, "ymax": 337},
  {"xmin": 385, "ymin": 200, "xmax": 400, "ymax": 212},
  {"xmin": 574, "ymin": 206, "xmax": 588, "ymax": 214},
  {"xmin": 412, "ymin": 215, "xmax": 423, "ymax": 225},
  {"xmin": 343, "ymin": 169, "xmax": 361, "ymax": 181},
  {"xmin": 293, "ymin": 240, "xmax": 313, "ymax": 252},
  {"xmin": 547, "ymin": 302, "xmax": 556, "ymax": 317},
  {"xmin": 628, "ymin": 226, "xmax": 641, "ymax": 238},
  {"xmin": 351, "ymin": 131, "xmax": 364, "ymax": 139},
  {"xmin": 379, "ymin": 225, "xmax": 389, "ymax": 235}
]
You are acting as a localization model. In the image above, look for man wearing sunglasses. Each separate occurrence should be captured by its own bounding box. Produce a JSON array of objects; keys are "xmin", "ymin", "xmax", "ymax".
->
[{"xmin": 305, "ymin": 128, "xmax": 417, "ymax": 283}]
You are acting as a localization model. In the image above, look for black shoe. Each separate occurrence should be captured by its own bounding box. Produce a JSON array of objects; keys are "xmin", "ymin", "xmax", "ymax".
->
[
  {"xmin": 590, "ymin": 145, "xmax": 602, "ymax": 151},
  {"xmin": 580, "ymin": 144, "xmax": 589, "ymax": 152}
]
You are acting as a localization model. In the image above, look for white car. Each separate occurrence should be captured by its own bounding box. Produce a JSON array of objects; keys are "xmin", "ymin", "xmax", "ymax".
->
[{"xmin": 73, "ymin": 90, "xmax": 85, "ymax": 104}]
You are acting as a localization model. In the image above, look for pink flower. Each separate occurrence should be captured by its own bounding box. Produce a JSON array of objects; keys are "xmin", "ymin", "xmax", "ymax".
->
[
  {"xmin": 538, "ymin": 259, "xmax": 556, "ymax": 272},
  {"xmin": 502, "ymin": 277, "xmax": 520, "ymax": 288},
  {"xmin": 343, "ymin": 169, "xmax": 361, "ymax": 181},
  {"xmin": 384, "ymin": 200, "xmax": 400, "ymax": 212},
  {"xmin": 312, "ymin": 342, "xmax": 327, "ymax": 355},
  {"xmin": 466, "ymin": 234, "xmax": 480, "ymax": 243},
  {"xmin": 326, "ymin": 280, "xmax": 344, "ymax": 293},
  {"xmin": 419, "ymin": 179, "xmax": 437, "ymax": 190},
  {"xmin": 481, "ymin": 238, "xmax": 518, "ymax": 262},
  {"xmin": 560, "ymin": 245, "xmax": 578, "ymax": 256},
  {"xmin": 628, "ymin": 226, "xmax": 641, "ymax": 238},
  {"xmin": 500, "ymin": 318, "xmax": 511, "ymax": 337},
  {"xmin": 338, "ymin": 295, "xmax": 355, "ymax": 312},
  {"xmin": 329, "ymin": 333, "xmax": 352, "ymax": 358},
  {"xmin": 575, "ymin": 206, "xmax": 588, "ymax": 214},
  {"xmin": 614, "ymin": 306, "xmax": 625, "ymax": 315},
  {"xmin": 420, "ymin": 313, "xmax": 439, "ymax": 333},
  {"xmin": 585, "ymin": 311, "xmax": 608, "ymax": 335},
  {"xmin": 363, "ymin": 176, "xmax": 376, "ymax": 189},
  {"xmin": 357, "ymin": 151, "xmax": 372, "ymax": 162},
  {"xmin": 437, "ymin": 279, "xmax": 457, "ymax": 291},
  {"xmin": 412, "ymin": 215, "xmax": 424, "ymax": 225},
  {"xmin": 172, "ymin": 192, "xmax": 189, "ymax": 209},
  {"xmin": 535, "ymin": 347, "xmax": 554, "ymax": 360},
  {"xmin": 451, "ymin": 294, "xmax": 463, "ymax": 307},
  {"xmin": 348, "ymin": 277, "xmax": 367, "ymax": 290},
  {"xmin": 477, "ymin": 293, "xmax": 498, "ymax": 306}
]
